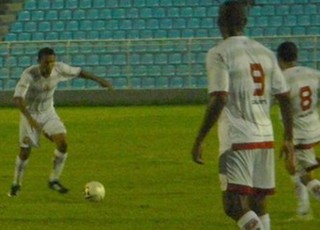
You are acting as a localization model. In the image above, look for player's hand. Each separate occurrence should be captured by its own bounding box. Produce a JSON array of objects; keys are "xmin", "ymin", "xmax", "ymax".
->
[
  {"xmin": 28, "ymin": 117, "xmax": 41, "ymax": 132},
  {"xmin": 191, "ymin": 142, "xmax": 204, "ymax": 164},
  {"xmin": 280, "ymin": 140, "xmax": 296, "ymax": 175},
  {"xmin": 98, "ymin": 79, "xmax": 113, "ymax": 89}
]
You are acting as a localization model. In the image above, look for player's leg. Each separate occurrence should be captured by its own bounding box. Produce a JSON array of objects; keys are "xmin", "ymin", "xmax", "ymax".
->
[
  {"xmin": 248, "ymin": 195, "xmax": 269, "ymax": 230},
  {"xmin": 43, "ymin": 111, "xmax": 69, "ymax": 193},
  {"xmin": 219, "ymin": 150, "xmax": 265, "ymax": 229},
  {"xmin": 9, "ymin": 114, "xmax": 40, "ymax": 197}
]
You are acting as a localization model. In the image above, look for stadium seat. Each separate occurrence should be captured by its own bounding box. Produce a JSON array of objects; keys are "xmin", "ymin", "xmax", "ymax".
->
[
  {"xmin": 46, "ymin": 10, "xmax": 58, "ymax": 21},
  {"xmin": 133, "ymin": 0, "xmax": 145, "ymax": 7},
  {"xmin": 167, "ymin": 7, "xmax": 179, "ymax": 17},
  {"xmin": 18, "ymin": 56, "xmax": 31, "ymax": 67},
  {"xmin": 66, "ymin": 20, "xmax": 79, "ymax": 31},
  {"xmin": 80, "ymin": 20, "xmax": 93, "ymax": 31},
  {"xmin": 92, "ymin": 0, "xmax": 106, "ymax": 8},
  {"xmin": 292, "ymin": 26, "xmax": 306, "ymax": 35},
  {"xmin": 73, "ymin": 9, "xmax": 86, "ymax": 20},
  {"xmin": 142, "ymin": 77, "xmax": 156, "ymax": 88},
  {"xmin": 140, "ymin": 8, "xmax": 152, "ymax": 18},
  {"xmin": 180, "ymin": 7, "xmax": 193, "ymax": 17},
  {"xmin": 170, "ymin": 76, "xmax": 184, "ymax": 88},
  {"xmin": 10, "ymin": 22, "xmax": 23, "ymax": 32},
  {"xmin": 59, "ymin": 31, "xmax": 73, "ymax": 40},
  {"xmin": 152, "ymin": 7, "xmax": 166, "ymax": 18},
  {"xmin": 160, "ymin": 18, "xmax": 172, "ymax": 29},
  {"xmin": 298, "ymin": 15, "xmax": 311, "ymax": 26},
  {"xmin": 72, "ymin": 54, "xmax": 86, "ymax": 66},
  {"xmin": 18, "ymin": 11, "xmax": 30, "ymax": 21},
  {"xmin": 86, "ymin": 9, "xmax": 99, "ymax": 19},
  {"xmin": 52, "ymin": 20, "xmax": 65, "ymax": 31},
  {"xmin": 59, "ymin": 9, "xmax": 72, "ymax": 20},
  {"xmin": 38, "ymin": 21, "xmax": 51, "ymax": 32},
  {"xmin": 17, "ymin": 32, "xmax": 30, "ymax": 41},
  {"xmin": 193, "ymin": 7, "xmax": 206, "ymax": 17},
  {"xmin": 71, "ymin": 79, "xmax": 86, "ymax": 88},
  {"xmin": 24, "ymin": 0, "xmax": 37, "ymax": 10},
  {"xmin": 79, "ymin": 0, "xmax": 92, "ymax": 8},
  {"xmin": 173, "ymin": 18, "xmax": 186, "ymax": 29},
  {"xmin": 37, "ymin": 1, "xmax": 51, "ymax": 9},
  {"xmin": 140, "ymin": 53, "xmax": 154, "ymax": 65},
  {"xmin": 127, "ymin": 8, "xmax": 139, "ymax": 18},
  {"xmin": 65, "ymin": 0, "xmax": 78, "ymax": 9},
  {"xmin": 46, "ymin": 32, "xmax": 59, "ymax": 40},
  {"xmin": 154, "ymin": 29, "xmax": 167, "ymax": 38},
  {"xmin": 86, "ymin": 54, "xmax": 100, "ymax": 66},
  {"xmin": 32, "ymin": 32, "xmax": 45, "ymax": 40},
  {"xmin": 24, "ymin": 21, "xmax": 37, "ymax": 32},
  {"xmin": 51, "ymin": 0, "xmax": 64, "ymax": 9},
  {"xmin": 187, "ymin": 18, "xmax": 200, "ymax": 28},
  {"xmin": 5, "ymin": 56, "xmax": 17, "ymax": 67},
  {"xmin": 156, "ymin": 76, "xmax": 169, "ymax": 88}
]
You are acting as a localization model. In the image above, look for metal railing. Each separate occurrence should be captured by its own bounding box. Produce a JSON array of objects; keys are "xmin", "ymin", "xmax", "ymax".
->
[{"xmin": 0, "ymin": 35, "xmax": 319, "ymax": 90}]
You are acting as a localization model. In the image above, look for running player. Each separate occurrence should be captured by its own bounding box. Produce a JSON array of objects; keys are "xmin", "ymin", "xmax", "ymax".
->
[
  {"xmin": 191, "ymin": 1, "xmax": 294, "ymax": 229},
  {"xmin": 277, "ymin": 41, "xmax": 320, "ymax": 220},
  {"xmin": 8, "ymin": 47, "xmax": 112, "ymax": 196}
]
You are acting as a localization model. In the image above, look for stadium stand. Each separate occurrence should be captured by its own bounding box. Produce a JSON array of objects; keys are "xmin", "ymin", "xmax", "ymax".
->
[{"xmin": 0, "ymin": 0, "xmax": 319, "ymax": 90}]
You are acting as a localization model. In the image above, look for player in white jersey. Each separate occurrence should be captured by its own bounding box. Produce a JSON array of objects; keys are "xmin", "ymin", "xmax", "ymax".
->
[
  {"xmin": 8, "ymin": 47, "xmax": 112, "ymax": 196},
  {"xmin": 277, "ymin": 41, "xmax": 320, "ymax": 220},
  {"xmin": 191, "ymin": 1, "xmax": 294, "ymax": 230}
]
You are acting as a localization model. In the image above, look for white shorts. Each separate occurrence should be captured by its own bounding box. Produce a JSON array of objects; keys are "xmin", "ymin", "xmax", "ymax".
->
[
  {"xmin": 295, "ymin": 147, "xmax": 320, "ymax": 174},
  {"xmin": 219, "ymin": 148, "xmax": 275, "ymax": 196},
  {"xmin": 19, "ymin": 109, "xmax": 66, "ymax": 148}
]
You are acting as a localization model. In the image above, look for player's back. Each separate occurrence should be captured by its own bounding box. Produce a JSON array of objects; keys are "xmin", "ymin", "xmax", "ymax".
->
[
  {"xmin": 283, "ymin": 66, "xmax": 320, "ymax": 143},
  {"xmin": 208, "ymin": 36, "xmax": 288, "ymax": 149}
]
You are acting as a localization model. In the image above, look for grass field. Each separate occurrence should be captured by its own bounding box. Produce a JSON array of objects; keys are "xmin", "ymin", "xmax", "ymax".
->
[{"xmin": 0, "ymin": 105, "xmax": 319, "ymax": 230}]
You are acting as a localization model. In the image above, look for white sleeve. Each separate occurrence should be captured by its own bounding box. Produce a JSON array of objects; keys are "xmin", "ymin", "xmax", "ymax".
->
[
  {"xmin": 271, "ymin": 57, "xmax": 289, "ymax": 95},
  {"xmin": 56, "ymin": 62, "xmax": 81, "ymax": 80},
  {"xmin": 206, "ymin": 49, "xmax": 229, "ymax": 94},
  {"xmin": 13, "ymin": 72, "xmax": 31, "ymax": 98}
]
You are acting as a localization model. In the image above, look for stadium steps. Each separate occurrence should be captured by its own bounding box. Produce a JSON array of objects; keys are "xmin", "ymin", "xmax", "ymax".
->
[{"xmin": 0, "ymin": 0, "xmax": 23, "ymax": 41}]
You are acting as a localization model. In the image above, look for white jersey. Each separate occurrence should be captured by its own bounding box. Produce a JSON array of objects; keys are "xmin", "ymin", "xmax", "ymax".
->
[
  {"xmin": 206, "ymin": 36, "xmax": 289, "ymax": 154},
  {"xmin": 283, "ymin": 66, "xmax": 320, "ymax": 145},
  {"xmin": 14, "ymin": 62, "xmax": 81, "ymax": 112}
]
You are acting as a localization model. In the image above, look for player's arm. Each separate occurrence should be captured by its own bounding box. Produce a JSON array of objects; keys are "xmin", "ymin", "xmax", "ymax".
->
[
  {"xmin": 191, "ymin": 92, "xmax": 227, "ymax": 164},
  {"xmin": 13, "ymin": 96, "xmax": 40, "ymax": 130},
  {"xmin": 275, "ymin": 91, "xmax": 295, "ymax": 175},
  {"xmin": 78, "ymin": 70, "xmax": 113, "ymax": 89}
]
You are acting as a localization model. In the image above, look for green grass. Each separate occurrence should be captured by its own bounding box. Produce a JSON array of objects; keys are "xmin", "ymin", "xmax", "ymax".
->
[{"xmin": 0, "ymin": 105, "xmax": 319, "ymax": 229}]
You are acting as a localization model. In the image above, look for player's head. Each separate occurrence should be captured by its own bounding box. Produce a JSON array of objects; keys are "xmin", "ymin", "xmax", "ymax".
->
[
  {"xmin": 217, "ymin": 1, "xmax": 248, "ymax": 38},
  {"xmin": 37, "ymin": 47, "xmax": 56, "ymax": 77},
  {"xmin": 277, "ymin": 41, "xmax": 298, "ymax": 62}
]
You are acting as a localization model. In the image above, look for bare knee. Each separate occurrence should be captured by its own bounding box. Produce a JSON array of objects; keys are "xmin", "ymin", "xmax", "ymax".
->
[
  {"xmin": 223, "ymin": 192, "xmax": 250, "ymax": 220},
  {"xmin": 51, "ymin": 134, "xmax": 68, "ymax": 153},
  {"xmin": 19, "ymin": 147, "xmax": 32, "ymax": 160}
]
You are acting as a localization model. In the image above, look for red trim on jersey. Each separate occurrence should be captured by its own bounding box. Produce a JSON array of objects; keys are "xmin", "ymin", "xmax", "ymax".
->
[
  {"xmin": 232, "ymin": 142, "xmax": 274, "ymax": 150},
  {"xmin": 295, "ymin": 143, "xmax": 314, "ymax": 150},
  {"xmin": 227, "ymin": 183, "xmax": 275, "ymax": 196}
]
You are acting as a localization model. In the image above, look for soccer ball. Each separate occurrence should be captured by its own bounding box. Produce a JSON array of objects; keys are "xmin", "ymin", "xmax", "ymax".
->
[{"xmin": 84, "ymin": 181, "xmax": 105, "ymax": 202}]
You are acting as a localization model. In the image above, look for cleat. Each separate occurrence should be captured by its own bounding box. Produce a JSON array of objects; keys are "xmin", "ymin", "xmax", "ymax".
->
[
  {"xmin": 8, "ymin": 184, "xmax": 21, "ymax": 197},
  {"xmin": 49, "ymin": 180, "xmax": 69, "ymax": 194}
]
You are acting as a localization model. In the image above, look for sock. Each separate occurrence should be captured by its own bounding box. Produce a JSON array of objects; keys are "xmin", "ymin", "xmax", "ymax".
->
[
  {"xmin": 307, "ymin": 179, "xmax": 320, "ymax": 200},
  {"xmin": 237, "ymin": 211, "xmax": 264, "ymax": 230},
  {"xmin": 13, "ymin": 155, "xmax": 29, "ymax": 185},
  {"xmin": 259, "ymin": 214, "xmax": 270, "ymax": 230},
  {"xmin": 49, "ymin": 149, "xmax": 68, "ymax": 182},
  {"xmin": 291, "ymin": 175, "xmax": 310, "ymax": 214}
]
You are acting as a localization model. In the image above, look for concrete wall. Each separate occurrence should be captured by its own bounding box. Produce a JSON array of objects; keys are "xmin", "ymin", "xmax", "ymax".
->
[{"xmin": 0, "ymin": 89, "xmax": 208, "ymax": 107}]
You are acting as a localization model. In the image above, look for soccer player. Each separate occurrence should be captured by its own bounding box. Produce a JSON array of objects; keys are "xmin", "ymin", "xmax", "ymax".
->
[
  {"xmin": 191, "ymin": 1, "xmax": 294, "ymax": 230},
  {"xmin": 8, "ymin": 47, "xmax": 112, "ymax": 196},
  {"xmin": 277, "ymin": 41, "xmax": 320, "ymax": 220}
]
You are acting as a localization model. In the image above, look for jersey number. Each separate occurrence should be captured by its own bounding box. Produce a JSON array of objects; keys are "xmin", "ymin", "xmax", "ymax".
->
[
  {"xmin": 300, "ymin": 86, "xmax": 312, "ymax": 111},
  {"xmin": 250, "ymin": 63, "xmax": 265, "ymax": 96}
]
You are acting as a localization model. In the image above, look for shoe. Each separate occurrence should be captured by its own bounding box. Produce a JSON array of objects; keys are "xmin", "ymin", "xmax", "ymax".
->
[
  {"xmin": 48, "ymin": 180, "xmax": 69, "ymax": 194},
  {"xmin": 8, "ymin": 184, "xmax": 21, "ymax": 197}
]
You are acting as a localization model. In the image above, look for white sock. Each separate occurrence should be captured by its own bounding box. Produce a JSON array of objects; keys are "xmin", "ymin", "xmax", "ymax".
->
[
  {"xmin": 13, "ymin": 156, "xmax": 29, "ymax": 185},
  {"xmin": 307, "ymin": 179, "xmax": 320, "ymax": 200},
  {"xmin": 291, "ymin": 175, "xmax": 310, "ymax": 214},
  {"xmin": 259, "ymin": 214, "xmax": 270, "ymax": 230},
  {"xmin": 237, "ymin": 211, "xmax": 264, "ymax": 230},
  {"xmin": 49, "ymin": 149, "xmax": 68, "ymax": 182}
]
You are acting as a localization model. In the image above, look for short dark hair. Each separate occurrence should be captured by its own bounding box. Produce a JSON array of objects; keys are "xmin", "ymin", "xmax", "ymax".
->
[
  {"xmin": 37, "ymin": 47, "xmax": 55, "ymax": 61},
  {"xmin": 218, "ymin": 1, "xmax": 248, "ymax": 29},
  {"xmin": 277, "ymin": 41, "xmax": 298, "ymax": 62}
]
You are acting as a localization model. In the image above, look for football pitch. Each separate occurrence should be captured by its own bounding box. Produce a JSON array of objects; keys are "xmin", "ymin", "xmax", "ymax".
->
[{"xmin": 0, "ymin": 105, "xmax": 319, "ymax": 230}]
